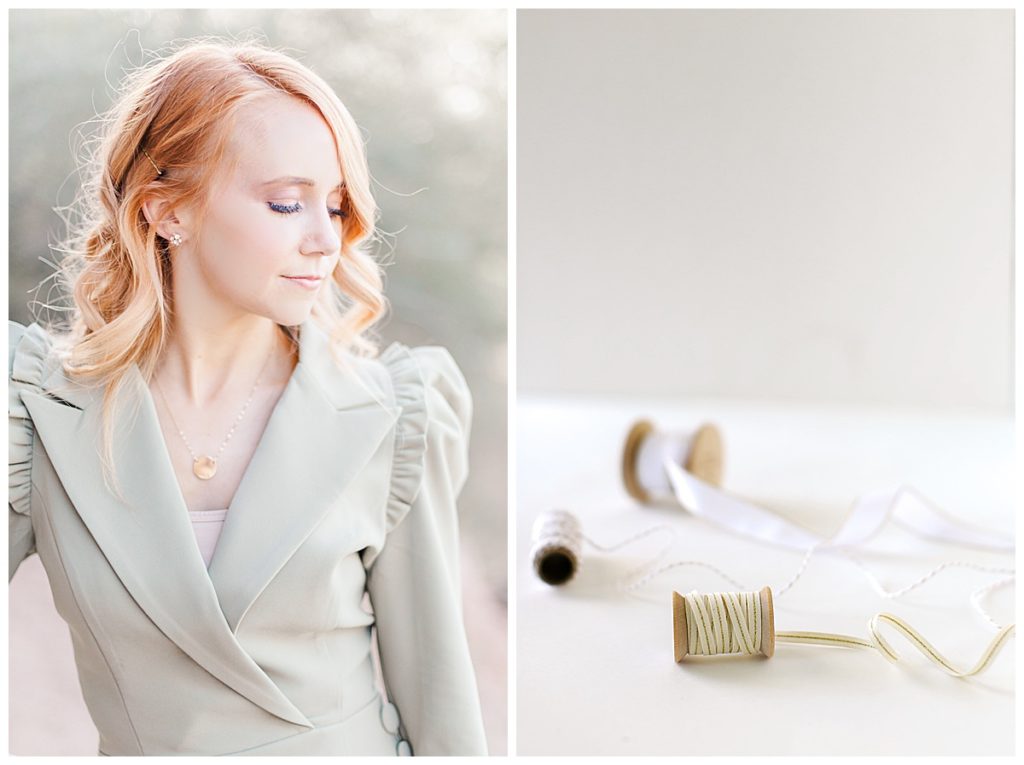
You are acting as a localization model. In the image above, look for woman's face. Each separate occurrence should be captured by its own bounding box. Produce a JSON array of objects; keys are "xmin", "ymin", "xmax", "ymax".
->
[{"xmin": 175, "ymin": 94, "xmax": 345, "ymax": 328}]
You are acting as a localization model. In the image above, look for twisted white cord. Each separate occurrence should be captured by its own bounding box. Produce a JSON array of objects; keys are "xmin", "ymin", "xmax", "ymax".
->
[
  {"xmin": 623, "ymin": 542, "xmax": 1015, "ymax": 633},
  {"xmin": 583, "ymin": 523, "xmax": 677, "ymax": 581},
  {"xmin": 531, "ymin": 511, "xmax": 679, "ymax": 584},
  {"xmin": 626, "ymin": 560, "xmax": 748, "ymax": 594},
  {"xmin": 837, "ymin": 554, "xmax": 1015, "ymax": 628},
  {"xmin": 969, "ymin": 576, "xmax": 1016, "ymax": 629}
]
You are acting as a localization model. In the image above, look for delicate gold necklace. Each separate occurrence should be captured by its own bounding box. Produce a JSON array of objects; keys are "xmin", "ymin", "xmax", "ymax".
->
[{"xmin": 153, "ymin": 342, "xmax": 276, "ymax": 481}]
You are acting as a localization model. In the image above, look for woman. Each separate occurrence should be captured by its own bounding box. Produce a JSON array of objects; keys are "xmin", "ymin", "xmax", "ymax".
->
[{"xmin": 8, "ymin": 39, "xmax": 488, "ymax": 756}]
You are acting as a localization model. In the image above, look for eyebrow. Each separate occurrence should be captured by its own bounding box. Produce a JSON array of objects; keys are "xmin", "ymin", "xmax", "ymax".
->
[{"xmin": 259, "ymin": 176, "xmax": 344, "ymax": 190}]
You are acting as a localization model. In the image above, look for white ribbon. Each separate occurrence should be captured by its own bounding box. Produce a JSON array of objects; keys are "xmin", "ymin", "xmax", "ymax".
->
[
  {"xmin": 638, "ymin": 430, "xmax": 1014, "ymax": 554},
  {"xmin": 630, "ymin": 428, "xmax": 1014, "ymax": 627}
]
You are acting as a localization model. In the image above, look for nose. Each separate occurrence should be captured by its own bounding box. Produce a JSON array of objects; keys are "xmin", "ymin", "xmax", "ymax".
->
[{"xmin": 300, "ymin": 205, "xmax": 342, "ymax": 257}]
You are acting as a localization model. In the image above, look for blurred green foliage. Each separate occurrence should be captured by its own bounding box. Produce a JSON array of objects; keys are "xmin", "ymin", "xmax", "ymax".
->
[{"xmin": 8, "ymin": 9, "xmax": 507, "ymax": 591}]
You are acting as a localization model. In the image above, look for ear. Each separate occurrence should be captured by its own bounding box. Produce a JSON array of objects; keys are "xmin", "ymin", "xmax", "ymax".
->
[{"xmin": 141, "ymin": 194, "xmax": 188, "ymax": 241}]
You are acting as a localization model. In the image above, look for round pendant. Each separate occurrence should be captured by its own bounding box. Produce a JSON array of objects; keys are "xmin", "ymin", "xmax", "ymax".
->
[{"xmin": 193, "ymin": 456, "xmax": 217, "ymax": 480}]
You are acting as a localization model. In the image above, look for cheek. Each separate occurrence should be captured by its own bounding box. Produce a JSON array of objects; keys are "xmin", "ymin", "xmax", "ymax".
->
[{"xmin": 201, "ymin": 210, "xmax": 293, "ymax": 282}]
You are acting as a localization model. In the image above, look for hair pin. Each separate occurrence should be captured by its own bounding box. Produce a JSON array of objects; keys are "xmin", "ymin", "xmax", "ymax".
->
[{"xmin": 141, "ymin": 148, "xmax": 163, "ymax": 177}]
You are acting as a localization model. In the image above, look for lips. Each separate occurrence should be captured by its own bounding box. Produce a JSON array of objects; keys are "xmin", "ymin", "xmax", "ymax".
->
[{"xmin": 282, "ymin": 275, "xmax": 324, "ymax": 290}]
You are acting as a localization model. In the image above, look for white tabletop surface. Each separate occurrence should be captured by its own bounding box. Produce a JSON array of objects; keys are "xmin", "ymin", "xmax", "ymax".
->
[{"xmin": 516, "ymin": 395, "xmax": 1015, "ymax": 755}]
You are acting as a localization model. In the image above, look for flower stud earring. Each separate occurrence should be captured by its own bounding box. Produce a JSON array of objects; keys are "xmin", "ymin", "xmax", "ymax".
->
[{"xmin": 170, "ymin": 233, "xmax": 183, "ymax": 247}]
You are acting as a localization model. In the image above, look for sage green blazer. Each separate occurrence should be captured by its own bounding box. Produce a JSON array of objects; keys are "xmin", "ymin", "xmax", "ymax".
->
[{"xmin": 8, "ymin": 319, "xmax": 488, "ymax": 756}]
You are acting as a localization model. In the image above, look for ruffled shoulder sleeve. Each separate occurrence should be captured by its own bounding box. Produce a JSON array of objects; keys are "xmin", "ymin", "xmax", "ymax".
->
[
  {"xmin": 9, "ymin": 320, "xmax": 55, "ymax": 579},
  {"xmin": 376, "ymin": 342, "xmax": 473, "ymax": 537},
  {"xmin": 361, "ymin": 342, "xmax": 486, "ymax": 755},
  {"xmin": 9, "ymin": 321, "xmax": 54, "ymax": 515}
]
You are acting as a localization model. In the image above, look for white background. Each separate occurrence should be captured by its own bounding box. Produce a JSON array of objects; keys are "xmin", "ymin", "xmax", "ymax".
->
[{"xmin": 518, "ymin": 9, "xmax": 1012, "ymax": 413}]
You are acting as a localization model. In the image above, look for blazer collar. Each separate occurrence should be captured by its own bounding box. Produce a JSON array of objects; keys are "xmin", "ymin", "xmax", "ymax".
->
[
  {"xmin": 37, "ymin": 317, "xmax": 386, "ymax": 413},
  {"xmin": 20, "ymin": 318, "xmax": 400, "ymax": 729}
]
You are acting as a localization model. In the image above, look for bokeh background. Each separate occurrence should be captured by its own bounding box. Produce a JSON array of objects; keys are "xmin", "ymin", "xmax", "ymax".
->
[{"xmin": 8, "ymin": 8, "xmax": 507, "ymax": 754}]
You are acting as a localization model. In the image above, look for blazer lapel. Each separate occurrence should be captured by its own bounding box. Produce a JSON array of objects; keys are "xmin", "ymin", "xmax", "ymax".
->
[
  {"xmin": 206, "ymin": 320, "xmax": 400, "ymax": 632},
  {"xmin": 20, "ymin": 319, "xmax": 397, "ymax": 729}
]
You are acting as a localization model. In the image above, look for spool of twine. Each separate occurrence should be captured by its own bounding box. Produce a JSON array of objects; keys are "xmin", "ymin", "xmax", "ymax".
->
[{"xmin": 531, "ymin": 509, "xmax": 583, "ymax": 585}]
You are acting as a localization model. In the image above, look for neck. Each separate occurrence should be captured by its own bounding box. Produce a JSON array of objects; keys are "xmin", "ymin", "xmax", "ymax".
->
[{"xmin": 155, "ymin": 315, "xmax": 295, "ymax": 407}]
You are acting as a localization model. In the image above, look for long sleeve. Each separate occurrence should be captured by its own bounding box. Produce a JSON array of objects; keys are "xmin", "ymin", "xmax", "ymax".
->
[
  {"xmin": 364, "ymin": 344, "xmax": 488, "ymax": 756},
  {"xmin": 9, "ymin": 321, "xmax": 44, "ymax": 581}
]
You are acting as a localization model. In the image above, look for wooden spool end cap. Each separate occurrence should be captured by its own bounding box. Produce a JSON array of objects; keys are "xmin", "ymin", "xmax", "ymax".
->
[
  {"xmin": 672, "ymin": 591, "xmax": 688, "ymax": 662},
  {"xmin": 760, "ymin": 586, "xmax": 776, "ymax": 658},
  {"xmin": 622, "ymin": 419, "xmax": 654, "ymax": 504},
  {"xmin": 686, "ymin": 424, "xmax": 724, "ymax": 487}
]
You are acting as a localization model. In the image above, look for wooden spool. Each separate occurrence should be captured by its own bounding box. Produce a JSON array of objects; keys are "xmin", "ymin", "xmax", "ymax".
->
[
  {"xmin": 622, "ymin": 419, "xmax": 725, "ymax": 503},
  {"xmin": 672, "ymin": 586, "xmax": 775, "ymax": 662}
]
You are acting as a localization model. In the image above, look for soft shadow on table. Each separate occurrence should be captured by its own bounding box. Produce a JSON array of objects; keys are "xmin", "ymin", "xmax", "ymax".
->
[{"xmin": 537, "ymin": 555, "xmax": 648, "ymax": 599}]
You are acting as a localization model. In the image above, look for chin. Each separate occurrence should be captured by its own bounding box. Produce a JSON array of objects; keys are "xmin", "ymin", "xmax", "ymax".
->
[
  {"xmin": 277, "ymin": 309, "xmax": 315, "ymax": 327},
  {"xmin": 263, "ymin": 303, "xmax": 315, "ymax": 328}
]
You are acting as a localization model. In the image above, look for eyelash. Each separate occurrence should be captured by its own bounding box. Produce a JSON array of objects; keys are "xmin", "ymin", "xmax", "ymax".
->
[{"xmin": 267, "ymin": 201, "xmax": 347, "ymax": 219}]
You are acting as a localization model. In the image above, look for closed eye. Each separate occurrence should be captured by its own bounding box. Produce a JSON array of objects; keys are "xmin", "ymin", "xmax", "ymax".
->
[{"xmin": 268, "ymin": 201, "xmax": 347, "ymax": 220}]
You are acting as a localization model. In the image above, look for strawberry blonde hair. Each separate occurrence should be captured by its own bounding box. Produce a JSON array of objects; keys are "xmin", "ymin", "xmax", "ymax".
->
[{"xmin": 49, "ymin": 38, "xmax": 385, "ymax": 498}]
